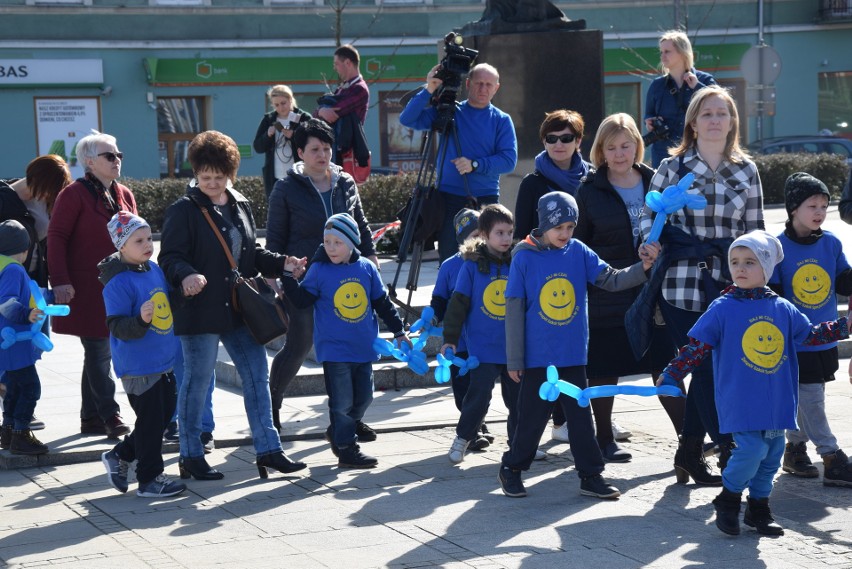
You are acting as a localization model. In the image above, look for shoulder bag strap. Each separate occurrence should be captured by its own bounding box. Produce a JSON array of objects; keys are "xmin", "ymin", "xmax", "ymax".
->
[{"xmin": 189, "ymin": 195, "xmax": 238, "ymax": 271}]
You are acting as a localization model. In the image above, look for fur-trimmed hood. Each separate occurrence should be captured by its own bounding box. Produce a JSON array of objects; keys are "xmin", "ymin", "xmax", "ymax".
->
[{"xmin": 460, "ymin": 237, "xmax": 512, "ymax": 274}]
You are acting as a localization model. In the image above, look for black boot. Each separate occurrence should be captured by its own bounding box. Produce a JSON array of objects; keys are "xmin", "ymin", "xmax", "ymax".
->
[
  {"xmin": 0, "ymin": 425, "xmax": 12, "ymax": 450},
  {"xmin": 338, "ymin": 444, "xmax": 378, "ymax": 468},
  {"xmin": 744, "ymin": 496, "xmax": 784, "ymax": 535},
  {"xmin": 256, "ymin": 451, "xmax": 307, "ymax": 479},
  {"xmin": 712, "ymin": 487, "xmax": 742, "ymax": 535},
  {"xmin": 822, "ymin": 449, "xmax": 852, "ymax": 487},
  {"xmin": 178, "ymin": 456, "xmax": 224, "ymax": 480},
  {"xmin": 718, "ymin": 440, "xmax": 736, "ymax": 473},
  {"xmin": 674, "ymin": 436, "xmax": 722, "ymax": 485},
  {"xmin": 10, "ymin": 429, "xmax": 48, "ymax": 455},
  {"xmin": 272, "ymin": 408, "xmax": 282, "ymax": 434}
]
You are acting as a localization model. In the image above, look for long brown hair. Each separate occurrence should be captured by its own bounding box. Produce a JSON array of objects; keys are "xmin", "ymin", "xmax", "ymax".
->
[{"xmin": 26, "ymin": 154, "xmax": 72, "ymax": 214}]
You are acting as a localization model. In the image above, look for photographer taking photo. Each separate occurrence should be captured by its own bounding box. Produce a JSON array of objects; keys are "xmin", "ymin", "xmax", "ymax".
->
[
  {"xmin": 400, "ymin": 62, "xmax": 518, "ymax": 262},
  {"xmin": 644, "ymin": 30, "xmax": 716, "ymax": 167}
]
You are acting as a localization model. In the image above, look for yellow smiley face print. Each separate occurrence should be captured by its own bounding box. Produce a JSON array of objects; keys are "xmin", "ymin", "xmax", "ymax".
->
[
  {"xmin": 792, "ymin": 263, "xmax": 831, "ymax": 308},
  {"xmin": 334, "ymin": 281, "xmax": 368, "ymax": 322},
  {"xmin": 149, "ymin": 291, "xmax": 173, "ymax": 331},
  {"xmin": 482, "ymin": 278, "xmax": 507, "ymax": 318},
  {"xmin": 742, "ymin": 320, "xmax": 784, "ymax": 370},
  {"xmin": 539, "ymin": 277, "xmax": 575, "ymax": 322}
]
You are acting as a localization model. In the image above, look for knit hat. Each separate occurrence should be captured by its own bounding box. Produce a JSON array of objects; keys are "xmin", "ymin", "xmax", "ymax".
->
[
  {"xmin": 537, "ymin": 191, "xmax": 578, "ymax": 233},
  {"xmin": 107, "ymin": 211, "xmax": 150, "ymax": 251},
  {"xmin": 0, "ymin": 220, "xmax": 30, "ymax": 257},
  {"xmin": 324, "ymin": 213, "xmax": 361, "ymax": 251},
  {"xmin": 453, "ymin": 208, "xmax": 480, "ymax": 244},
  {"xmin": 785, "ymin": 172, "xmax": 830, "ymax": 216},
  {"xmin": 729, "ymin": 230, "xmax": 784, "ymax": 285}
]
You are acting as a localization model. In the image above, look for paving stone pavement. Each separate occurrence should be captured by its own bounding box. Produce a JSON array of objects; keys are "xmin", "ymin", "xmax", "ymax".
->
[{"xmin": 2, "ymin": 205, "xmax": 852, "ymax": 567}]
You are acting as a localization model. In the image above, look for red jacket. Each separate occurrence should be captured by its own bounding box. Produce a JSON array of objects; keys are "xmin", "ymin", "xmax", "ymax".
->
[{"xmin": 48, "ymin": 179, "xmax": 137, "ymax": 338}]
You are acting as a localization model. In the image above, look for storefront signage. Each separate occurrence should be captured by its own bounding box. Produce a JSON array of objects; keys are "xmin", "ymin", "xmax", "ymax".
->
[
  {"xmin": 1, "ymin": 59, "xmax": 103, "ymax": 87},
  {"xmin": 34, "ymin": 97, "xmax": 101, "ymax": 179}
]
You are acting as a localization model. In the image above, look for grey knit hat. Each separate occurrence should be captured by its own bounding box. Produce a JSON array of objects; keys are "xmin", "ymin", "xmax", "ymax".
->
[
  {"xmin": 729, "ymin": 230, "xmax": 784, "ymax": 285},
  {"xmin": 0, "ymin": 220, "xmax": 31, "ymax": 257}
]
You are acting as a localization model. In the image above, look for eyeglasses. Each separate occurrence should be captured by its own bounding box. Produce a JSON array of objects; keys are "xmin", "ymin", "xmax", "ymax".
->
[
  {"xmin": 98, "ymin": 152, "xmax": 123, "ymax": 162},
  {"xmin": 544, "ymin": 134, "xmax": 576, "ymax": 145}
]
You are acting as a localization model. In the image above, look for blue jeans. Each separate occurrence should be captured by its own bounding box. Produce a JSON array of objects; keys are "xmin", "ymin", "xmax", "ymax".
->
[
  {"xmin": 438, "ymin": 192, "xmax": 498, "ymax": 262},
  {"xmin": 2, "ymin": 365, "xmax": 41, "ymax": 430},
  {"xmin": 723, "ymin": 430, "xmax": 785, "ymax": 499},
  {"xmin": 323, "ymin": 361, "xmax": 373, "ymax": 448},
  {"xmin": 178, "ymin": 326, "xmax": 281, "ymax": 458},
  {"xmin": 79, "ymin": 337, "xmax": 120, "ymax": 420},
  {"xmin": 172, "ymin": 343, "xmax": 215, "ymax": 432}
]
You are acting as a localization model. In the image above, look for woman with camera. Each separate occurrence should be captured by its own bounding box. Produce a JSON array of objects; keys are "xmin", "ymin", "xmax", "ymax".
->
[
  {"xmin": 253, "ymin": 85, "xmax": 312, "ymax": 200},
  {"xmin": 644, "ymin": 30, "xmax": 717, "ymax": 167}
]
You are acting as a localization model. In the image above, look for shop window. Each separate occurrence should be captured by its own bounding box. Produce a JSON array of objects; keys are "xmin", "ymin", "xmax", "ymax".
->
[
  {"xmin": 157, "ymin": 97, "xmax": 207, "ymax": 179},
  {"xmin": 604, "ymin": 82, "xmax": 641, "ymax": 124},
  {"xmin": 819, "ymin": 71, "xmax": 852, "ymax": 138}
]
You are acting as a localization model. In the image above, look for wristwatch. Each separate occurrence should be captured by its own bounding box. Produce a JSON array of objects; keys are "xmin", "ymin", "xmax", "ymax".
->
[{"xmin": 470, "ymin": 160, "xmax": 479, "ymax": 172}]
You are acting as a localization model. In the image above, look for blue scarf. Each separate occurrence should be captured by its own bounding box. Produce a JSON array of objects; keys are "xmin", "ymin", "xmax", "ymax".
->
[{"xmin": 534, "ymin": 150, "xmax": 589, "ymax": 195}]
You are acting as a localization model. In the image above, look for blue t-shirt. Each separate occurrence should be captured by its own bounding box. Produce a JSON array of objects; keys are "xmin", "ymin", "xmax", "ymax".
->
[
  {"xmin": 0, "ymin": 257, "xmax": 41, "ymax": 372},
  {"xmin": 688, "ymin": 294, "xmax": 812, "ymax": 433},
  {"xmin": 770, "ymin": 230, "xmax": 850, "ymax": 352},
  {"xmin": 452, "ymin": 258, "xmax": 508, "ymax": 364},
  {"xmin": 102, "ymin": 261, "xmax": 179, "ymax": 378},
  {"xmin": 505, "ymin": 241, "xmax": 608, "ymax": 368},
  {"xmin": 432, "ymin": 253, "xmax": 467, "ymax": 353},
  {"xmin": 301, "ymin": 256, "xmax": 385, "ymax": 363}
]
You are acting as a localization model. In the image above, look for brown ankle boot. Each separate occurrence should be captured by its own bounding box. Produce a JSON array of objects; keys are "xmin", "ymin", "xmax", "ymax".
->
[
  {"xmin": 822, "ymin": 449, "xmax": 852, "ymax": 487},
  {"xmin": 10, "ymin": 429, "xmax": 48, "ymax": 456},
  {"xmin": 782, "ymin": 442, "xmax": 819, "ymax": 478}
]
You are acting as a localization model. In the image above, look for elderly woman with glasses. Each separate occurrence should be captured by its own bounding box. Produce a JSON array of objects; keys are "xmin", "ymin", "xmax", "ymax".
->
[{"xmin": 47, "ymin": 131, "xmax": 135, "ymax": 440}]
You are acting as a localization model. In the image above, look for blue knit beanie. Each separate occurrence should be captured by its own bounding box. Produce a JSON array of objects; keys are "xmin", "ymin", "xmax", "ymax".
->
[
  {"xmin": 453, "ymin": 208, "xmax": 480, "ymax": 245},
  {"xmin": 324, "ymin": 213, "xmax": 361, "ymax": 251},
  {"xmin": 537, "ymin": 191, "xmax": 578, "ymax": 233}
]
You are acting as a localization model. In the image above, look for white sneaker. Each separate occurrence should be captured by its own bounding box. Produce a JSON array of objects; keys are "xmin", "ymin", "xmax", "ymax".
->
[
  {"xmin": 612, "ymin": 421, "xmax": 631, "ymax": 441},
  {"xmin": 448, "ymin": 436, "xmax": 470, "ymax": 464},
  {"xmin": 551, "ymin": 423, "xmax": 570, "ymax": 442},
  {"xmin": 534, "ymin": 449, "xmax": 547, "ymax": 461}
]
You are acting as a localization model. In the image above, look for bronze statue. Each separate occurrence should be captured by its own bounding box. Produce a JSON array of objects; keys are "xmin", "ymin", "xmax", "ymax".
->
[{"xmin": 462, "ymin": 0, "xmax": 586, "ymax": 35}]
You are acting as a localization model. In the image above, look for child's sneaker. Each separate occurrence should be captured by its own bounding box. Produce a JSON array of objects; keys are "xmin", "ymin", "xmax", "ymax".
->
[
  {"xmin": 600, "ymin": 441, "xmax": 632, "ymax": 463},
  {"xmin": 498, "ymin": 466, "xmax": 527, "ymax": 497},
  {"xmin": 448, "ymin": 436, "xmax": 470, "ymax": 464},
  {"xmin": 611, "ymin": 421, "xmax": 631, "ymax": 441},
  {"xmin": 10, "ymin": 429, "xmax": 48, "ymax": 455},
  {"xmin": 137, "ymin": 474, "xmax": 186, "ymax": 498},
  {"xmin": 479, "ymin": 424, "xmax": 495, "ymax": 444},
  {"xmin": 29, "ymin": 416, "xmax": 45, "ymax": 431},
  {"xmin": 822, "ymin": 449, "xmax": 852, "ymax": 487},
  {"xmin": 782, "ymin": 442, "xmax": 819, "ymax": 478},
  {"xmin": 551, "ymin": 423, "xmax": 570, "ymax": 442},
  {"xmin": 337, "ymin": 444, "xmax": 378, "ymax": 468},
  {"xmin": 101, "ymin": 449, "xmax": 129, "ymax": 493},
  {"xmin": 579, "ymin": 474, "xmax": 621, "ymax": 499},
  {"xmin": 200, "ymin": 431, "xmax": 215, "ymax": 454},
  {"xmin": 533, "ymin": 449, "xmax": 547, "ymax": 461},
  {"xmin": 469, "ymin": 435, "xmax": 491, "ymax": 451},
  {"xmin": 163, "ymin": 421, "xmax": 179, "ymax": 442}
]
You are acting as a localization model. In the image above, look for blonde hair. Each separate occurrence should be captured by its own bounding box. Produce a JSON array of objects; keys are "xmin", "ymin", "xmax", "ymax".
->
[
  {"xmin": 659, "ymin": 30, "xmax": 694, "ymax": 73},
  {"xmin": 670, "ymin": 85, "xmax": 749, "ymax": 162},
  {"xmin": 589, "ymin": 113, "xmax": 644, "ymax": 168},
  {"xmin": 267, "ymin": 84, "xmax": 297, "ymax": 108}
]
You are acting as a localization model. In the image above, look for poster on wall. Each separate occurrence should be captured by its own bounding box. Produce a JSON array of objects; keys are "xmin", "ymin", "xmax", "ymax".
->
[
  {"xmin": 379, "ymin": 91, "xmax": 426, "ymax": 174},
  {"xmin": 34, "ymin": 97, "xmax": 101, "ymax": 179}
]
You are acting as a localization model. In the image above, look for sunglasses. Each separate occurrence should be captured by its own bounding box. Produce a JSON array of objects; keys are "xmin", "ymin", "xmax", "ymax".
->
[
  {"xmin": 98, "ymin": 151, "xmax": 124, "ymax": 162},
  {"xmin": 544, "ymin": 133, "xmax": 576, "ymax": 145}
]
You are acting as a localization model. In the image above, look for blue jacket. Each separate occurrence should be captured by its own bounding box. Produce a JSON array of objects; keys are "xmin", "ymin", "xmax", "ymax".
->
[{"xmin": 0, "ymin": 257, "xmax": 40, "ymax": 372}]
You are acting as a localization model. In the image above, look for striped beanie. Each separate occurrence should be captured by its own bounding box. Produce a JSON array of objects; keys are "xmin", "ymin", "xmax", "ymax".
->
[
  {"xmin": 324, "ymin": 213, "xmax": 361, "ymax": 251},
  {"xmin": 107, "ymin": 211, "xmax": 150, "ymax": 251}
]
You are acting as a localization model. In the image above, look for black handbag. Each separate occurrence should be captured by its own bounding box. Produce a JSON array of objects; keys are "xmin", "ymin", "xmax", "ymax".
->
[{"xmin": 194, "ymin": 200, "xmax": 290, "ymax": 344}]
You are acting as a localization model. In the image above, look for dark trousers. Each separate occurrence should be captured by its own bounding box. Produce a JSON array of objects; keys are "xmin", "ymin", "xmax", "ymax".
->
[
  {"xmin": 269, "ymin": 303, "xmax": 314, "ymax": 410},
  {"xmin": 114, "ymin": 373, "xmax": 177, "ymax": 485},
  {"xmin": 2, "ymin": 365, "xmax": 41, "ymax": 431},
  {"xmin": 450, "ymin": 351, "xmax": 470, "ymax": 412},
  {"xmin": 502, "ymin": 366, "xmax": 604, "ymax": 478},
  {"xmin": 659, "ymin": 301, "xmax": 731, "ymax": 445},
  {"xmin": 456, "ymin": 363, "xmax": 507, "ymax": 441},
  {"xmin": 437, "ymin": 192, "xmax": 498, "ymax": 262},
  {"xmin": 79, "ymin": 337, "xmax": 120, "ymax": 421}
]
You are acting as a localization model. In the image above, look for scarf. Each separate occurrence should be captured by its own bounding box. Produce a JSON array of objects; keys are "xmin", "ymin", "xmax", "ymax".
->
[
  {"xmin": 80, "ymin": 173, "xmax": 118, "ymax": 214},
  {"xmin": 534, "ymin": 150, "xmax": 589, "ymax": 195},
  {"xmin": 721, "ymin": 284, "xmax": 777, "ymax": 299}
]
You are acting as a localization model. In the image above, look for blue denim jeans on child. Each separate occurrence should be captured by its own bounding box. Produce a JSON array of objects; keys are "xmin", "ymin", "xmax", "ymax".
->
[
  {"xmin": 2, "ymin": 365, "xmax": 40, "ymax": 430},
  {"xmin": 723, "ymin": 430, "xmax": 786, "ymax": 499},
  {"xmin": 323, "ymin": 361, "xmax": 373, "ymax": 448},
  {"xmin": 178, "ymin": 326, "xmax": 282, "ymax": 458}
]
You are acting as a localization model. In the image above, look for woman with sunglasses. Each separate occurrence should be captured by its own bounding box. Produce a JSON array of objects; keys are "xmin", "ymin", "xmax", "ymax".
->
[{"xmin": 47, "ymin": 131, "xmax": 134, "ymax": 440}]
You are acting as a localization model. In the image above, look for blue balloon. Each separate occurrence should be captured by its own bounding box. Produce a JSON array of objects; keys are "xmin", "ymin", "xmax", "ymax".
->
[
  {"xmin": 434, "ymin": 347, "xmax": 454, "ymax": 384},
  {"xmin": 1, "ymin": 281, "xmax": 70, "ymax": 353},
  {"xmin": 372, "ymin": 336, "xmax": 429, "ymax": 375},
  {"xmin": 410, "ymin": 307, "xmax": 443, "ymax": 351},
  {"xmin": 645, "ymin": 173, "xmax": 706, "ymax": 244},
  {"xmin": 538, "ymin": 365, "xmax": 685, "ymax": 407}
]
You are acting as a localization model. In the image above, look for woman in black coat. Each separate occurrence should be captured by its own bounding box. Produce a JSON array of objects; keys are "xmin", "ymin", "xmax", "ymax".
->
[
  {"xmin": 574, "ymin": 113, "xmax": 683, "ymax": 462},
  {"xmin": 252, "ymin": 85, "xmax": 312, "ymax": 200}
]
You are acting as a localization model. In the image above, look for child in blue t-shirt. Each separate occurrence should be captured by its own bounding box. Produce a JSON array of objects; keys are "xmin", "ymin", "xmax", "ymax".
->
[
  {"xmin": 0, "ymin": 220, "xmax": 47, "ymax": 456},
  {"xmin": 659, "ymin": 230, "xmax": 848, "ymax": 536},
  {"xmin": 770, "ymin": 172, "xmax": 852, "ymax": 487},
  {"xmin": 99, "ymin": 212, "xmax": 186, "ymax": 499},
  {"xmin": 440, "ymin": 204, "xmax": 515, "ymax": 465},
  {"xmin": 281, "ymin": 213, "xmax": 410, "ymax": 469},
  {"xmin": 498, "ymin": 192, "xmax": 657, "ymax": 499}
]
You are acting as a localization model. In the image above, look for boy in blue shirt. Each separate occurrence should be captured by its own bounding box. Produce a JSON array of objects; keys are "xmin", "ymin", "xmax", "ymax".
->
[
  {"xmin": 498, "ymin": 192, "xmax": 657, "ymax": 499},
  {"xmin": 659, "ymin": 231, "xmax": 848, "ymax": 536},
  {"xmin": 281, "ymin": 213, "xmax": 411, "ymax": 468},
  {"xmin": 99, "ymin": 212, "xmax": 186, "ymax": 498},
  {"xmin": 0, "ymin": 220, "xmax": 47, "ymax": 456},
  {"xmin": 770, "ymin": 172, "xmax": 852, "ymax": 487},
  {"xmin": 440, "ymin": 204, "xmax": 515, "ymax": 464}
]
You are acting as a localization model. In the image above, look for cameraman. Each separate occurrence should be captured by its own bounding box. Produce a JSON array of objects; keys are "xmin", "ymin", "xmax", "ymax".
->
[
  {"xmin": 400, "ymin": 63, "xmax": 518, "ymax": 262},
  {"xmin": 644, "ymin": 30, "xmax": 716, "ymax": 167}
]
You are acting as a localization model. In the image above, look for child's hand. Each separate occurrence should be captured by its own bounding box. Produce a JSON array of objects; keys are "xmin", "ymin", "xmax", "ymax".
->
[
  {"xmin": 508, "ymin": 369, "xmax": 523, "ymax": 383},
  {"xmin": 440, "ymin": 343, "xmax": 456, "ymax": 356},
  {"xmin": 395, "ymin": 334, "xmax": 413, "ymax": 350},
  {"xmin": 28, "ymin": 308, "xmax": 44, "ymax": 324},
  {"xmin": 639, "ymin": 242, "xmax": 660, "ymax": 269},
  {"xmin": 656, "ymin": 373, "xmax": 685, "ymax": 395},
  {"xmin": 140, "ymin": 300, "xmax": 154, "ymax": 323}
]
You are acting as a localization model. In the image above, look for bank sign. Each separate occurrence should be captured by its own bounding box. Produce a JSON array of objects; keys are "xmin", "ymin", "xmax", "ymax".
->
[{"xmin": 0, "ymin": 59, "xmax": 103, "ymax": 87}]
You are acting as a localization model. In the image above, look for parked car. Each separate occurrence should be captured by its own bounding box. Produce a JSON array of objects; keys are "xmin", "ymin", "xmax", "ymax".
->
[{"xmin": 748, "ymin": 135, "xmax": 852, "ymax": 167}]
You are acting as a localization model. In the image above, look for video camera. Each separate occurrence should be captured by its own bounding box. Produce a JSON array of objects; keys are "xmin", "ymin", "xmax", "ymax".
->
[
  {"xmin": 431, "ymin": 32, "xmax": 479, "ymax": 116},
  {"xmin": 642, "ymin": 116, "xmax": 671, "ymax": 145}
]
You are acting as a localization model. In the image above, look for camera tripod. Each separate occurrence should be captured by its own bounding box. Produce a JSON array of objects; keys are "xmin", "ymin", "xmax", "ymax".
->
[{"xmin": 387, "ymin": 107, "xmax": 474, "ymax": 324}]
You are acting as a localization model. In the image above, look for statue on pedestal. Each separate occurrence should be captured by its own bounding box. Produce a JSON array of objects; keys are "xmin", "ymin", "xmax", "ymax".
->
[{"xmin": 461, "ymin": 0, "xmax": 586, "ymax": 36}]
